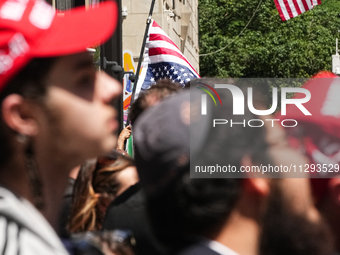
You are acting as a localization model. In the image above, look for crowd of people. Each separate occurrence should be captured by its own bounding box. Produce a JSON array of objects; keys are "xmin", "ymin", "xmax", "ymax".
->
[{"xmin": 0, "ymin": 0, "xmax": 340, "ymax": 255}]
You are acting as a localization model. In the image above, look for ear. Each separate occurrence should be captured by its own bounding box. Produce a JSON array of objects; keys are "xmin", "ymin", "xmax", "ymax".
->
[
  {"xmin": 241, "ymin": 155, "xmax": 270, "ymax": 197},
  {"xmin": 328, "ymin": 176, "xmax": 340, "ymax": 205},
  {"xmin": 1, "ymin": 94, "xmax": 39, "ymax": 136},
  {"xmin": 243, "ymin": 178, "xmax": 270, "ymax": 197}
]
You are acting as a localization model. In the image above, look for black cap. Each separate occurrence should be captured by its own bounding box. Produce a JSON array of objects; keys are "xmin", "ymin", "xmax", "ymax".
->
[{"xmin": 133, "ymin": 91, "xmax": 194, "ymax": 198}]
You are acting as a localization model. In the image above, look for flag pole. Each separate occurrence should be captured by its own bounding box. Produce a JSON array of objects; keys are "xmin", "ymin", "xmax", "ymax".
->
[
  {"xmin": 127, "ymin": 0, "xmax": 156, "ymax": 124},
  {"xmin": 124, "ymin": 0, "xmax": 155, "ymax": 154}
]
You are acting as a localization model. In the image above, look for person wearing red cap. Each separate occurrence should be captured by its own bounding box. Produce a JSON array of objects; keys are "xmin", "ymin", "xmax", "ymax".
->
[
  {"xmin": 0, "ymin": 0, "xmax": 121, "ymax": 254},
  {"xmin": 281, "ymin": 71, "xmax": 340, "ymax": 253}
]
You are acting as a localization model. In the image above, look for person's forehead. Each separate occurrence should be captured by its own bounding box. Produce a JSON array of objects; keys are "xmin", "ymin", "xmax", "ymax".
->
[
  {"xmin": 54, "ymin": 51, "xmax": 94, "ymax": 70},
  {"xmin": 45, "ymin": 51, "xmax": 97, "ymax": 100},
  {"xmin": 47, "ymin": 51, "xmax": 95, "ymax": 86}
]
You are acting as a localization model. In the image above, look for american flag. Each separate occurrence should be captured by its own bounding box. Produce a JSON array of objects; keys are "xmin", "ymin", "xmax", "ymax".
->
[
  {"xmin": 274, "ymin": 0, "xmax": 321, "ymax": 21},
  {"xmin": 134, "ymin": 20, "xmax": 200, "ymax": 99}
]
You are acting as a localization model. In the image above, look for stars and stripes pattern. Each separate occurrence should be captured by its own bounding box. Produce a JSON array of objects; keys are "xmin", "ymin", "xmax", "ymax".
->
[
  {"xmin": 149, "ymin": 63, "xmax": 196, "ymax": 86},
  {"xmin": 134, "ymin": 20, "xmax": 200, "ymax": 99},
  {"xmin": 274, "ymin": 0, "xmax": 321, "ymax": 21}
]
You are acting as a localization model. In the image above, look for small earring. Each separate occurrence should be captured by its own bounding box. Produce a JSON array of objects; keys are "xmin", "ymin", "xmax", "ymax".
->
[{"xmin": 16, "ymin": 134, "xmax": 27, "ymax": 144}]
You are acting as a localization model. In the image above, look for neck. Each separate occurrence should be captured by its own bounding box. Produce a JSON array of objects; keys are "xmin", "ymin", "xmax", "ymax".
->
[
  {"xmin": 206, "ymin": 191, "xmax": 264, "ymax": 255},
  {"xmin": 0, "ymin": 146, "xmax": 73, "ymax": 233},
  {"xmin": 212, "ymin": 212, "xmax": 260, "ymax": 255},
  {"xmin": 36, "ymin": 154, "xmax": 74, "ymax": 232},
  {"xmin": 0, "ymin": 150, "xmax": 32, "ymax": 200}
]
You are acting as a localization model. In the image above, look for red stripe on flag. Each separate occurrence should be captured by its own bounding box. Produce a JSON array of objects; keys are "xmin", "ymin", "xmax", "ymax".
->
[
  {"xmin": 314, "ymin": 0, "xmax": 321, "ymax": 6},
  {"xmin": 301, "ymin": 0, "xmax": 309, "ymax": 12},
  {"xmin": 283, "ymin": 0, "xmax": 294, "ymax": 19},
  {"xmin": 152, "ymin": 21, "xmax": 161, "ymax": 28},
  {"xmin": 149, "ymin": 47, "xmax": 199, "ymax": 76},
  {"xmin": 149, "ymin": 34, "xmax": 180, "ymax": 50},
  {"xmin": 273, "ymin": 0, "xmax": 287, "ymax": 21},
  {"xmin": 274, "ymin": 0, "xmax": 320, "ymax": 21},
  {"xmin": 293, "ymin": 0, "xmax": 302, "ymax": 15}
]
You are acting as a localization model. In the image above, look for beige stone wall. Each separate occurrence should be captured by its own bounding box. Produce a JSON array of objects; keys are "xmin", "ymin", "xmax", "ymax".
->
[{"xmin": 122, "ymin": 0, "xmax": 199, "ymax": 73}]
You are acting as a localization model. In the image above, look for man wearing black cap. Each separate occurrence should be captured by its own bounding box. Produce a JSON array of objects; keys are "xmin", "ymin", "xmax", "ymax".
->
[
  {"xmin": 0, "ymin": 0, "xmax": 121, "ymax": 253},
  {"xmin": 133, "ymin": 80, "xmax": 334, "ymax": 255}
]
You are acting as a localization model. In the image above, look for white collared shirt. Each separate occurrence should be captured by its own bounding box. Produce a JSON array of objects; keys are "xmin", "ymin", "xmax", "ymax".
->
[{"xmin": 200, "ymin": 238, "xmax": 240, "ymax": 255}]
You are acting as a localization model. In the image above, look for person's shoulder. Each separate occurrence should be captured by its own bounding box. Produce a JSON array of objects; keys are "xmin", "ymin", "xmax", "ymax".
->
[
  {"xmin": 0, "ymin": 214, "xmax": 63, "ymax": 255},
  {"xmin": 103, "ymin": 183, "xmax": 144, "ymax": 229},
  {"xmin": 107, "ymin": 182, "xmax": 142, "ymax": 207},
  {"xmin": 0, "ymin": 187, "xmax": 68, "ymax": 254}
]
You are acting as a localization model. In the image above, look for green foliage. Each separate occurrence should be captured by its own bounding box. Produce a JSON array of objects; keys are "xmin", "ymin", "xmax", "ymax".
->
[
  {"xmin": 94, "ymin": 47, "xmax": 100, "ymax": 63},
  {"xmin": 322, "ymin": 0, "xmax": 340, "ymax": 11},
  {"xmin": 199, "ymin": 0, "xmax": 340, "ymax": 78}
]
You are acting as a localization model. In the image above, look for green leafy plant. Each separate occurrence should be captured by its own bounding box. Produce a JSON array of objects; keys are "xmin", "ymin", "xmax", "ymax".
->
[{"xmin": 199, "ymin": 0, "xmax": 340, "ymax": 79}]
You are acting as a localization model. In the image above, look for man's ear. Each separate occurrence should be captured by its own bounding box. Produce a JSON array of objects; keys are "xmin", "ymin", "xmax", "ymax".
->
[
  {"xmin": 1, "ymin": 94, "xmax": 39, "ymax": 136},
  {"xmin": 328, "ymin": 176, "xmax": 340, "ymax": 205},
  {"xmin": 243, "ymin": 178, "xmax": 271, "ymax": 198},
  {"xmin": 241, "ymin": 155, "xmax": 270, "ymax": 197}
]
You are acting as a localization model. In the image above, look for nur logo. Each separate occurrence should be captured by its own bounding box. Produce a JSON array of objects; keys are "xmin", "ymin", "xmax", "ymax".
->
[
  {"xmin": 196, "ymin": 82, "xmax": 222, "ymax": 115},
  {"xmin": 197, "ymin": 83, "xmax": 311, "ymax": 117}
]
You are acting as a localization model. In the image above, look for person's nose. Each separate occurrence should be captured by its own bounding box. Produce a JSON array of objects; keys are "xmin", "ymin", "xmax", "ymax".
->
[{"xmin": 96, "ymin": 71, "xmax": 122, "ymax": 104}]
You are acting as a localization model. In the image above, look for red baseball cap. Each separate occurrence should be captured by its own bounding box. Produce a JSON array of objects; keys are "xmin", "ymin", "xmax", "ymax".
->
[
  {"xmin": 0, "ymin": 0, "xmax": 118, "ymax": 92},
  {"xmin": 278, "ymin": 71, "xmax": 340, "ymax": 204},
  {"xmin": 279, "ymin": 71, "xmax": 340, "ymax": 138}
]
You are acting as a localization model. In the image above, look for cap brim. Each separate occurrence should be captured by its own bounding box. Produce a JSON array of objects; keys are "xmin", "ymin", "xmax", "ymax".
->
[{"xmin": 32, "ymin": 1, "xmax": 118, "ymax": 56}]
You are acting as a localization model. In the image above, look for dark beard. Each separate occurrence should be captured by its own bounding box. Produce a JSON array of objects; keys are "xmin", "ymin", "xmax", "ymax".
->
[{"xmin": 260, "ymin": 184, "xmax": 334, "ymax": 255}]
